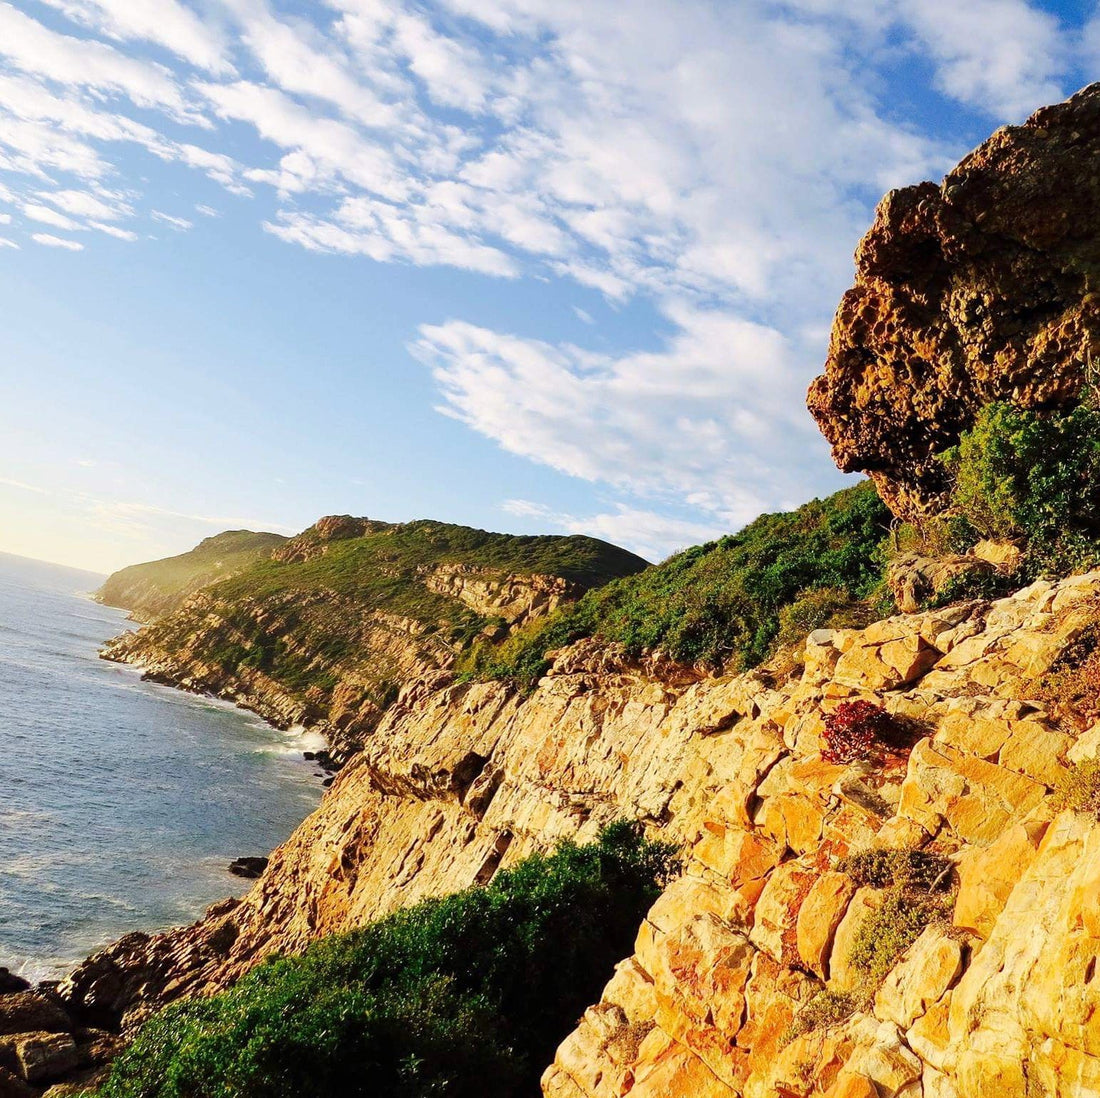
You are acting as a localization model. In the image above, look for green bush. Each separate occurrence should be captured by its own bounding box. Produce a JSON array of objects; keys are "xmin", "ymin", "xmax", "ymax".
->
[
  {"xmin": 462, "ymin": 482, "xmax": 892, "ymax": 689},
  {"xmin": 839, "ymin": 849, "xmax": 953, "ymax": 891},
  {"xmin": 846, "ymin": 885, "xmax": 954, "ymax": 985},
  {"xmin": 782, "ymin": 989, "xmax": 860, "ymax": 1045},
  {"xmin": 941, "ymin": 399, "xmax": 1100, "ymax": 573},
  {"xmin": 93, "ymin": 823, "xmax": 678, "ymax": 1098},
  {"xmin": 1054, "ymin": 758, "xmax": 1100, "ymax": 820},
  {"xmin": 775, "ymin": 586, "xmax": 870, "ymax": 649}
]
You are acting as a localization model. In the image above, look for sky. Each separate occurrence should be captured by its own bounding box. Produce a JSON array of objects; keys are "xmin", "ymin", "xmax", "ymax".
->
[{"xmin": 0, "ymin": 0, "xmax": 1095, "ymax": 573}]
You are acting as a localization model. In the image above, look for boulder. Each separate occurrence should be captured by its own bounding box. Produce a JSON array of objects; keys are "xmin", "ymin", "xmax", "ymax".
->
[
  {"xmin": 809, "ymin": 84, "xmax": 1100, "ymax": 519},
  {"xmin": 0, "ymin": 994, "xmax": 71, "ymax": 1037},
  {"xmin": 0, "ymin": 1032, "xmax": 78, "ymax": 1084},
  {"xmin": 887, "ymin": 554, "xmax": 993, "ymax": 614}
]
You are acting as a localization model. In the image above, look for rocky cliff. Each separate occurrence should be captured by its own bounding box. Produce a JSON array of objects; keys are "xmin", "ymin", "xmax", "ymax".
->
[
  {"xmin": 809, "ymin": 82, "xmax": 1100, "ymax": 520},
  {"xmin": 99, "ymin": 520, "xmax": 648, "ymax": 762},
  {"xmin": 96, "ymin": 529, "xmax": 288, "ymax": 622},
  {"xmin": 16, "ymin": 84, "xmax": 1100, "ymax": 1098},
  {"xmin": 53, "ymin": 571, "xmax": 1100, "ymax": 1098}
]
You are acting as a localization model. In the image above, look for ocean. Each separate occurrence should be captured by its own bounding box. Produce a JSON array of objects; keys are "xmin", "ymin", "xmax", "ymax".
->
[{"xmin": 0, "ymin": 552, "xmax": 323, "ymax": 982}]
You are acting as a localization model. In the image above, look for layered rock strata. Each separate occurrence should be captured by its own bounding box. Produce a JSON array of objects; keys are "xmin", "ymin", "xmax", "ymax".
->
[{"xmin": 61, "ymin": 572, "xmax": 1100, "ymax": 1098}]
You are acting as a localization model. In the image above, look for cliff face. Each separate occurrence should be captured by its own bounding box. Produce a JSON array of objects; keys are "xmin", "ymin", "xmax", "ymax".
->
[
  {"xmin": 63, "ymin": 572, "xmax": 1100, "ymax": 1098},
  {"xmin": 809, "ymin": 83, "xmax": 1100, "ymax": 519},
  {"xmin": 100, "ymin": 521, "xmax": 648, "ymax": 762},
  {"xmin": 96, "ymin": 530, "xmax": 288, "ymax": 622}
]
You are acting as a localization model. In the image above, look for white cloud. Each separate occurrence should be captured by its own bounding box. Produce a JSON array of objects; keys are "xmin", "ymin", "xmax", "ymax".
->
[
  {"xmin": 226, "ymin": 0, "xmax": 397, "ymax": 127},
  {"xmin": 89, "ymin": 219, "xmax": 137, "ymax": 240},
  {"xmin": 412, "ymin": 302, "xmax": 833, "ymax": 529},
  {"xmin": 899, "ymin": 0, "xmax": 1066, "ymax": 118},
  {"xmin": 23, "ymin": 202, "xmax": 83, "ymax": 229},
  {"xmin": 39, "ymin": 187, "xmax": 130, "ymax": 219},
  {"xmin": 37, "ymin": 0, "xmax": 233, "ymax": 75},
  {"xmin": 195, "ymin": 203, "xmax": 220, "ymax": 217},
  {"xmin": 151, "ymin": 209, "xmax": 193, "ymax": 230},
  {"xmin": 31, "ymin": 232, "xmax": 83, "ymax": 249},
  {"xmin": 0, "ymin": 211, "xmax": 9, "ymax": 224},
  {"xmin": 0, "ymin": 235, "xmax": 17, "ymax": 247},
  {"xmin": 0, "ymin": 3, "xmax": 203, "ymax": 124}
]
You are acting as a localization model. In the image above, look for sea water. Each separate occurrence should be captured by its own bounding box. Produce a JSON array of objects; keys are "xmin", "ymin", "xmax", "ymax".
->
[{"xmin": 0, "ymin": 552, "xmax": 323, "ymax": 981}]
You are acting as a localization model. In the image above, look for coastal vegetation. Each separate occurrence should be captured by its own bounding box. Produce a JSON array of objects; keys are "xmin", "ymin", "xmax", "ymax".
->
[
  {"xmin": 89, "ymin": 823, "xmax": 677, "ymax": 1098},
  {"xmin": 96, "ymin": 530, "xmax": 289, "ymax": 620},
  {"xmin": 459, "ymin": 481, "xmax": 893, "ymax": 689},
  {"xmin": 940, "ymin": 398, "xmax": 1100, "ymax": 575}
]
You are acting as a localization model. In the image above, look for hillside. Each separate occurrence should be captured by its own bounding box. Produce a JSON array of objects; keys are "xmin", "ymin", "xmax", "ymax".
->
[
  {"xmin": 100, "ymin": 518, "xmax": 648, "ymax": 760},
  {"xmin": 461, "ymin": 481, "xmax": 892, "ymax": 689},
  {"xmin": 95, "ymin": 529, "xmax": 288, "ymax": 622}
]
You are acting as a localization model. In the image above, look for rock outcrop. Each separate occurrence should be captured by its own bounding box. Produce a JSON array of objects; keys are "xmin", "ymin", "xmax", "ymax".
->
[
  {"xmin": 99, "ymin": 521, "xmax": 647, "ymax": 762},
  {"xmin": 809, "ymin": 82, "xmax": 1100, "ymax": 519},
  {"xmin": 0, "ymin": 988, "xmax": 122, "ymax": 1096},
  {"xmin": 60, "ymin": 570, "xmax": 1100, "ymax": 1098},
  {"xmin": 270, "ymin": 516, "xmax": 390, "ymax": 564}
]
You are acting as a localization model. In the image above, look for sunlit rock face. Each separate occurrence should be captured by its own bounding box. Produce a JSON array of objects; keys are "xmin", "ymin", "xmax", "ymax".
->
[
  {"xmin": 809, "ymin": 83, "xmax": 1100, "ymax": 520},
  {"xmin": 64, "ymin": 571, "xmax": 1100, "ymax": 1097}
]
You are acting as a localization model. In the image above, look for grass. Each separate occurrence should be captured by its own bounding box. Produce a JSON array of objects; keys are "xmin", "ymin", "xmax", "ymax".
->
[
  {"xmin": 781, "ymin": 989, "xmax": 860, "ymax": 1045},
  {"xmin": 459, "ymin": 481, "xmax": 893, "ymax": 689},
  {"xmin": 125, "ymin": 521, "xmax": 648, "ymax": 732},
  {"xmin": 1054, "ymin": 758, "xmax": 1100, "ymax": 819},
  {"xmin": 838, "ymin": 849, "xmax": 953, "ymax": 891},
  {"xmin": 88, "ymin": 823, "xmax": 678, "ymax": 1098},
  {"xmin": 97, "ymin": 530, "xmax": 289, "ymax": 618}
]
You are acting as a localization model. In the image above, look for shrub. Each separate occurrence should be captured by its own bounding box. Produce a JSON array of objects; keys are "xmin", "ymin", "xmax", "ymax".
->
[
  {"xmin": 940, "ymin": 399, "xmax": 1100, "ymax": 574},
  {"xmin": 1037, "ymin": 620, "xmax": 1100, "ymax": 731},
  {"xmin": 781, "ymin": 989, "xmax": 860, "ymax": 1045},
  {"xmin": 1054, "ymin": 758, "xmax": 1100, "ymax": 820},
  {"xmin": 775, "ymin": 587, "xmax": 869, "ymax": 650},
  {"xmin": 464, "ymin": 482, "xmax": 892, "ymax": 688},
  {"xmin": 924, "ymin": 566, "xmax": 1017, "ymax": 609},
  {"xmin": 821, "ymin": 700, "xmax": 894, "ymax": 764},
  {"xmin": 93, "ymin": 823, "xmax": 679, "ymax": 1098},
  {"xmin": 846, "ymin": 886, "xmax": 952, "ymax": 984},
  {"xmin": 839, "ymin": 849, "xmax": 953, "ymax": 891}
]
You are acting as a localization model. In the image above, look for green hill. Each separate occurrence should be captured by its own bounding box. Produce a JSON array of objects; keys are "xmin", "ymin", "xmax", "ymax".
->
[
  {"xmin": 103, "ymin": 519, "xmax": 649, "ymax": 757},
  {"xmin": 96, "ymin": 529, "xmax": 289, "ymax": 621},
  {"xmin": 460, "ymin": 482, "xmax": 893, "ymax": 689}
]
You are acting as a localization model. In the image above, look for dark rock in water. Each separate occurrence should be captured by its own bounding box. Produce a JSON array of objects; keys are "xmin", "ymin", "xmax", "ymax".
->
[
  {"xmin": 228, "ymin": 857, "xmax": 268, "ymax": 880},
  {"xmin": 322, "ymin": 777, "xmax": 334, "ymax": 787},
  {"xmin": 303, "ymin": 750, "xmax": 317, "ymax": 760},
  {"xmin": 0, "ymin": 972, "xmax": 28, "ymax": 996},
  {"xmin": 316, "ymin": 751, "xmax": 337, "ymax": 772}
]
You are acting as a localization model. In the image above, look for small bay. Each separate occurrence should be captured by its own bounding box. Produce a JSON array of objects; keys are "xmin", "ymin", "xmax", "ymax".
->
[{"xmin": 0, "ymin": 552, "xmax": 322, "ymax": 982}]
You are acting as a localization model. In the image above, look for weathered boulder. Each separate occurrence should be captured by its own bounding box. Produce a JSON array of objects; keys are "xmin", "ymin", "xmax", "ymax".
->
[
  {"xmin": 0, "ymin": 995, "xmax": 70, "ymax": 1037},
  {"xmin": 809, "ymin": 83, "xmax": 1100, "ymax": 519},
  {"xmin": 0, "ymin": 1032, "xmax": 78, "ymax": 1085}
]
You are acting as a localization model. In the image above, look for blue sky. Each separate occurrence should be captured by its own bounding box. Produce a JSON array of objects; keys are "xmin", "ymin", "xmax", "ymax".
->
[{"xmin": 0, "ymin": 0, "xmax": 1095, "ymax": 572}]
